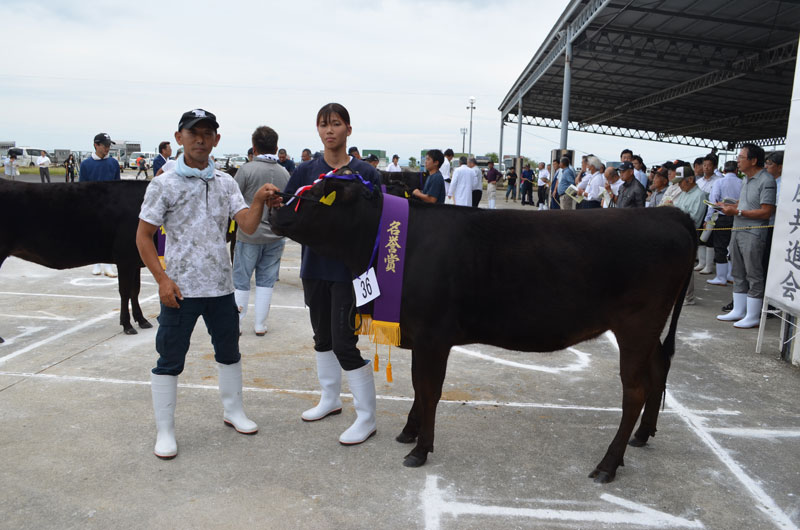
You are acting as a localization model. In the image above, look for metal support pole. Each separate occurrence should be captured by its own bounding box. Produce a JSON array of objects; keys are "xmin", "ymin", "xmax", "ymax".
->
[
  {"xmin": 559, "ymin": 27, "xmax": 572, "ymax": 150},
  {"xmin": 516, "ymin": 99, "xmax": 523, "ymax": 162},
  {"xmin": 499, "ymin": 117, "xmax": 504, "ymax": 168},
  {"xmin": 460, "ymin": 128, "xmax": 467, "ymax": 154}
]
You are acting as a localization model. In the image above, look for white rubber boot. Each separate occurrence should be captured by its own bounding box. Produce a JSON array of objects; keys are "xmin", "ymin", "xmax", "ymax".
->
[
  {"xmin": 339, "ymin": 361, "xmax": 377, "ymax": 445},
  {"xmin": 218, "ymin": 361, "xmax": 258, "ymax": 434},
  {"xmin": 302, "ymin": 350, "xmax": 343, "ymax": 421},
  {"xmin": 717, "ymin": 292, "xmax": 747, "ymax": 321},
  {"xmin": 699, "ymin": 247, "xmax": 715, "ymax": 274},
  {"xmin": 234, "ymin": 289, "xmax": 250, "ymax": 332},
  {"xmin": 103, "ymin": 263, "xmax": 117, "ymax": 278},
  {"xmin": 92, "ymin": 263, "xmax": 102, "ymax": 275},
  {"xmin": 734, "ymin": 297, "xmax": 763, "ymax": 329},
  {"xmin": 707, "ymin": 263, "xmax": 729, "ymax": 285},
  {"xmin": 693, "ymin": 248, "xmax": 706, "ymax": 271},
  {"xmin": 150, "ymin": 373, "xmax": 178, "ymax": 459},
  {"xmin": 253, "ymin": 286, "xmax": 273, "ymax": 336}
]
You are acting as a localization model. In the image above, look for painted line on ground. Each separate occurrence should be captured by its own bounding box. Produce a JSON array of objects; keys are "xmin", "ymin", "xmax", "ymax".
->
[
  {"xmin": 0, "ymin": 312, "xmax": 118, "ymax": 366},
  {"xmin": 603, "ymin": 329, "xmax": 794, "ymax": 529},
  {"xmin": 0, "ymin": 326, "xmax": 46, "ymax": 346},
  {"xmin": 421, "ymin": 475, "xmax": 704, "ymax": 529},
  {"xmin": 666, "ymin": 392, "xmax": 797, "ymax": 530},
  {"xmin": 0, "ymin": 312, "xmax": 75, "ymax": 321},
  {"xmin": 705, "ymin": 428, "xmax": 800, "ymax": 439},
  {"xmin": 0, "ymin": 370, "xmax": 738, "ymax": 416},
  {"xmin": 0, "ymin": 291, "xmax": 120, "ymax": 301},
  {"xmin": 452, "ymin": 345, "xmax": 590, "ymax": 373}
]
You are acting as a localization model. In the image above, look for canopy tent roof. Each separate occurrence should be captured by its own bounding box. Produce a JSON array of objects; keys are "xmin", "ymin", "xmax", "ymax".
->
[{"xmin": 499, "ymin": 0, "xmax": 800, "ymax": 150}]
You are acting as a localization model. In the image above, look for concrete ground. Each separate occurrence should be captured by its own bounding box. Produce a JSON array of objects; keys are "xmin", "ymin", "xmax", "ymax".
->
[{"xmin": 0, "ymin": 178, "xmax": 798, "ymax": 529}]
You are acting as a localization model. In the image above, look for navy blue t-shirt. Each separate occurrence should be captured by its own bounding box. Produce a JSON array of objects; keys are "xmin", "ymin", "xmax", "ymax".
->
[
  {"xmin": 421, "ymin": 171, "xmax": 445, "ymax": 204},
  {"xmin": 79, "ymin": 157, "xmax": 120, "ymax": 182},
  {"xmin": 278, "ymin": 158, "xmax": 296, "ymax": 175},
  {"xmin": 284, "ymin": 156, "xmax": 381, "ymax": 282}
]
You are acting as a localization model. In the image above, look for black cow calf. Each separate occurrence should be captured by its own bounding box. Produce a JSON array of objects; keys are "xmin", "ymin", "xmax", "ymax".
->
[
  {"xmin": 0, "ymin": 180, "xmax": 153, "ymax": 340},
  {"xmin": 270, "ymin": 175, "xmax": 696, "ymax": 483}
]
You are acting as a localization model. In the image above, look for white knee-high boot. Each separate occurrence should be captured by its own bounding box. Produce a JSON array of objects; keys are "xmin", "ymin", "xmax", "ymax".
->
[
  {"xmin": 339, "ymin": 361, "xmax": 377, "ymax": 445},
  {"xmin": 717, "ymin": 292, "xmax": 747, "ymax": 321},
  {"xmin": 218, "ymin": 361, "xmax": 258, "ymax": 434},
  {"xmin": 302, "ymin": 350, "xmax": 343, "ymax": 421},
  {"xmin": 253, "ymin": 286, "xmax": 273, "ymax": 336},
  {"xmin": 699, "ymin": 247, "xmax": 715, "ymax": 274},
  {"xmin": 693, "ymin": 247, "xmax": 706, "ymax": 271},
  {"xmin": 734, "ymin": 297, "xmax": 763, "ymax": 329},
  {"xmin": 234, "ymin": 289, "xmax": 250, "ymax": 330},
  {"xmin": 707, "ymin": 263, "xmax": 729, "ymax": 285},
  {"xmin": 151, "ymin": 373, "xmax": 178, "ymax": 459}
]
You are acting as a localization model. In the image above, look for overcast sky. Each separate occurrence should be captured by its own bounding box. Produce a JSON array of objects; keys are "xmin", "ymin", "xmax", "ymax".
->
[{"xmin": 2, "ymin": 0, "xmax": 716, "ymax": 165}]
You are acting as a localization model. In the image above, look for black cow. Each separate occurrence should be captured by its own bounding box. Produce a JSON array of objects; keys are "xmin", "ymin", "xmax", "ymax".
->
[
  {"xmin": 378, "ymin": 170, "xmax": 427, "ymax": 196},
  {"xmin": 270, "ymin": 175, "xmax": 696, "ymax": 483},
  {"xmin": 0, "ymin": 180, "xmax": 153, "ymax": 341}
]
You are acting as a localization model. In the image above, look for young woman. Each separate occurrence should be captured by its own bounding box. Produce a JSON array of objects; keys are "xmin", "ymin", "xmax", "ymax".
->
[
  {"xmin": 283, "ymin": 103, "xmax": 382, "ymax": 445},
  {"xmin": 64, "ymin": 154, "xmax": 77, "ymax": 183}
]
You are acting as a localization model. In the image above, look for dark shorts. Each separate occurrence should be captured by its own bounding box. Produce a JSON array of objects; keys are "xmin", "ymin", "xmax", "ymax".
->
[{"xmin": 152, "ymin": 293, "xmax": 240, "ymax": 376}]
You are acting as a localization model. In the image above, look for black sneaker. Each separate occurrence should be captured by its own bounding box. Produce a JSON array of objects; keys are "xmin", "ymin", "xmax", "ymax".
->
[{"xmin": 721, "ymin": 300, "xmax": 733, "ymax": 312}]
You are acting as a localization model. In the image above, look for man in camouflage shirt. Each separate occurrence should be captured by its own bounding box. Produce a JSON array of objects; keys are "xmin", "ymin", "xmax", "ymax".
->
[{"xmin": 136, "ymin": 108, "xmax": 281, "ymax": 460}]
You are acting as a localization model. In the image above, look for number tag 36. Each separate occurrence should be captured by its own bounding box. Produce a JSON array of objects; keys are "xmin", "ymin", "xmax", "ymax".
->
[{"xmin": 353, "ymin": 268, "xmax": 380, "ymax": 307}]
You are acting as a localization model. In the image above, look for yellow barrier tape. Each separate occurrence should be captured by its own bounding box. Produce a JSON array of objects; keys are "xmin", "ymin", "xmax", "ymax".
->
[{"xmin": 696, "ymin": 225, "xmax": 774, "ymax": 231}]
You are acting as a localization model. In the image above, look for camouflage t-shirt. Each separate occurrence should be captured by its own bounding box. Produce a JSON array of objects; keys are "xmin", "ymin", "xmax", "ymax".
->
[{"xmin": 139, "ymin": 169, "xmax": 248, "ymax": 297}]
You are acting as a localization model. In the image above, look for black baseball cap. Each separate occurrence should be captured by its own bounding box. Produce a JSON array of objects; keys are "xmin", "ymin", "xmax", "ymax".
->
[
  {"xmin": 178, "ymin": 108, "xmax": 219, "ymax": 131},
  {"xmin": 348, "ymin": 146, "xmax": 359, "ymax": 154},
  {"xmin": 364, "ymin": 154, "xmax": 379, "ymax": 162},
  {"xmin": 618, "ymin": 161, "xmax": 634, "ymax": 171},
  {"xmin": 93, "ymin": 133, "xmax": 115, "ymax": 145}
]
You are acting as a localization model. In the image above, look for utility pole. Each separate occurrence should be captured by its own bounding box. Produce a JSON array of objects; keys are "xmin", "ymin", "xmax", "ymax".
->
[
  {"xmin": 460, "ymin": 128, "xmax": 467, "ymax": 154},
  {"xmin": 467, "ymin": 96, "xmax": 476, "ymax": 158}
]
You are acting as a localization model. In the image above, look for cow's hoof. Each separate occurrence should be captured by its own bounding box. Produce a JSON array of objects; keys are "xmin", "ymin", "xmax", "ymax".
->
[
  {"xmin": 628, "ymin": 436, "xmax": 647, "ymax": 448},
  {"xmin": 124, "ymin": 327, "xmax": 138, "ymax": 335},
  {"xmin": 403, "ymin": 451, "xmax": 427, "ymax": 468},
  {"xmin": 139, "ymin": 320, "xmax": 153, "ymax": 329},
  {"xmin": 0, "ymin": 336, "xmax": 4, "ymax": 344},
  {"xmin": 588, "ymin": 468, "xmax": 614, "ymax": 483},
  {"xmin": 395, "ymin": 431, "xmax": 417, "ymax": 444}
]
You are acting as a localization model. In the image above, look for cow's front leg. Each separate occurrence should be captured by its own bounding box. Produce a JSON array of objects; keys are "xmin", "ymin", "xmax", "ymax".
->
[
  {"xmin": 403, "ymin": 345, "xmax": 450, "ymax": 468},
  {"xmin": 116, "ymin": 263, "xmax": 136, "ymax": 335},
  {"xmin": 128, "ymin": 265, "xmax": 152, "ymax": 330}
]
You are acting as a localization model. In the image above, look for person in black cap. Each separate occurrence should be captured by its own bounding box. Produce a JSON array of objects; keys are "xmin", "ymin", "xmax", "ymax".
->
[
  {"xmin": 612, "ymin": 161, "xmax": 646, "ymax": 208},
  {"xmin": 80, "ymin": 132, "xmax": 121, "ymax": 277},
  {"xmin": 136, "ymin": 108, "xmax": 282, "ymax": 460},
  {"xmin": 348, "ymin": 146, "xmax": 361, "ymax": 160},
  {"xmin": 364, "ymin": 153, "xmax": 379, "ymax": 168}
]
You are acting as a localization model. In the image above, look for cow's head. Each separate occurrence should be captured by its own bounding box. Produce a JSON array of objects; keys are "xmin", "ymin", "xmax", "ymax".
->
[{"xmin": 270, "ymin": 169, "xmax": 381, "ymax": 273}]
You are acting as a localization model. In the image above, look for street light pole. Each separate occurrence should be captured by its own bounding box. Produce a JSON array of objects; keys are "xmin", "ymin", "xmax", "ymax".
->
[
  {"xmin": 466, "ymin": 96, "xmax": 476, "ymax": 158},
  {"xmin": 460, "ymin": 128, "xmax": 467, "ymax": 154}
]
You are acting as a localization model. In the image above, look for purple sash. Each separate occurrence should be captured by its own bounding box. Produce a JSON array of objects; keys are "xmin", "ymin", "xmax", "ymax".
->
[{"xmin": 371, "ymin": 193, "xmax": 409, "ymax": 346}]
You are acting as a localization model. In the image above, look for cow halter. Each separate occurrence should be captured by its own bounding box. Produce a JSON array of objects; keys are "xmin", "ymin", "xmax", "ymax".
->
[{"xmin": 277, "ymin": 168, "xmax": 374, "ymax": 212}]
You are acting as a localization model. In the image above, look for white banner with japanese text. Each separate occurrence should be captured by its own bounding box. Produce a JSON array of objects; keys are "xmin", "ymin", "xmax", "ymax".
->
[{"xmin": 766, "ymin": 44, "xmax": 800, "ymax": 313}]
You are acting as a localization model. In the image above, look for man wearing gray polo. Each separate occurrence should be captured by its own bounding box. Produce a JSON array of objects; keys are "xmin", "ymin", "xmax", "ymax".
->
[{"xmin": 716, "ymin": 143, "xmax": 776, "ymax": 328}]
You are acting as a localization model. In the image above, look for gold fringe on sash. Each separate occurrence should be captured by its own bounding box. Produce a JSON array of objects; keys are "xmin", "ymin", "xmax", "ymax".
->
[
  {"xmin": 354, "ymin": 313, "xmax": 372, "ymax": 336},
  {"xmin": 370, "ymin": 320, "xmax": 401, "ymax": 347}
]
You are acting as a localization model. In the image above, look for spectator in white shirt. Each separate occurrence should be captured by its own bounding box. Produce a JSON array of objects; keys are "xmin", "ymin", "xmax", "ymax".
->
[
  {"xmin": 448, "ymin": 156, "xmax": 474, "ymax": 207},
  {"xmin": 577, "ymin": 156, "xmax": 604, "ymax": 209},
  {"xmin": 536, "ymin": 162, "xmax": 550, "ymax": 209},
  {"xmin": 441, "ymin": 148, "xmax": 454, "ymax": 201},
  {"xmin": 387, "ymin": 154, "xmax": 402, "ymax": 172},
  {"xmin": 602, "ymin": 167, "xmax": 623, "ymax": 208},
  {"xmin": 36, "ymin": 150, "xmax": 51, "ymax": 183},
  {"xmin": 3, "ymin": 153, "xmax": 20, "ymax": 180},
  {"xmin": 632, "ymin": 155, "xmax": 648, "ymax": 189},
  {"xmin": 468, "ymin": 157, "xmax": 482, "ymax": 207}
]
